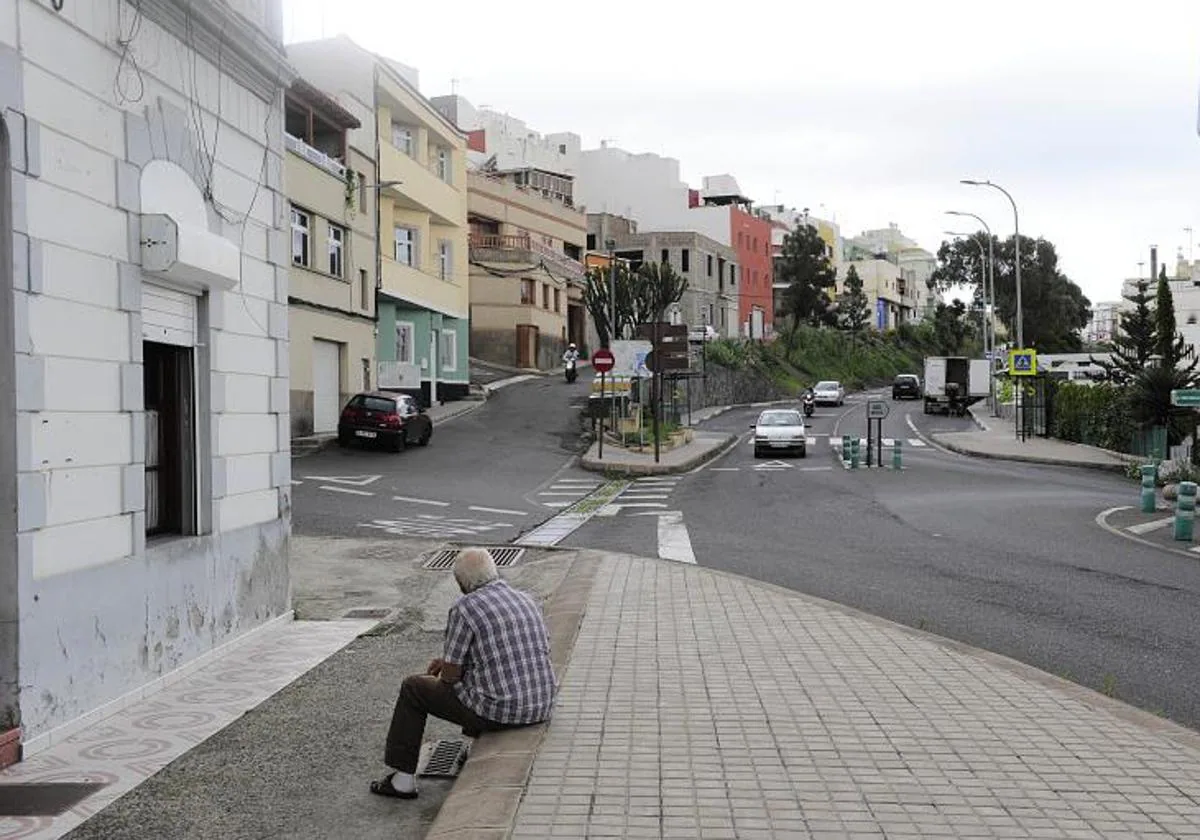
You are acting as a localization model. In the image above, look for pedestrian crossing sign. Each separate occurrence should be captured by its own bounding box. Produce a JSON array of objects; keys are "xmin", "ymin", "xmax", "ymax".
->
[{"xmin": 1009, "ymin": 349, "xmax": 1037, "ymax": 376}]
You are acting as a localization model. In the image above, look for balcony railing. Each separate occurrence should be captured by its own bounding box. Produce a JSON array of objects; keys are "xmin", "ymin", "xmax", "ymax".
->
[
  {"xmin": 469, "ymin": 233, "xmax": 585, "ymax": 281},
  {"xmin": 285, "ymin": 133, "xmax": 346, "ymax": 179}
]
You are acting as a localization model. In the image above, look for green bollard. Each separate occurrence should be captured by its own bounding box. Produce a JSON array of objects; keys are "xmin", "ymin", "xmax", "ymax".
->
[
  {"xmin": 1175, "ymin": 481, "xmax": 1197, "ymax": 541},
  {"xmin": 893, "ymin": 438, "xmax": 902, "ymax": 470},
  {"xmin": 1141, "ymin": 464, "xmax": 1157, "ymax": 513},
  {"xmin": 850, "ymin": 437, "xmax": 860, "ymax": 470},
  {"xmin": 842, "ymin": 435, "xmax": 851, "ymax": 463}
]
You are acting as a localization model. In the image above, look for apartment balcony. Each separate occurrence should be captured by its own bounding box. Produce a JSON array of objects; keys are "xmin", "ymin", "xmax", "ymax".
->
[
  {"xmin": 469, "ymin": 233, "xmax": 584, "ymax": 282},
  {"xmin": 380, "ymin": 258, "xmax": 468, "ymax": 320},
  {"xmin": 380, "ymin": 143, "xmax": 465, "ymax": 227},
  {"xmin": 285, "ymin": 133, "xmax": 347, "ymax": 179}
]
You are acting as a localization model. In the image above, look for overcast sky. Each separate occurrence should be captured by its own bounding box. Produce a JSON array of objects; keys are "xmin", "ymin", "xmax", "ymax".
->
[{"xmin": 284, "ymin": 0, "xmax": 1200, "ymax": 305}]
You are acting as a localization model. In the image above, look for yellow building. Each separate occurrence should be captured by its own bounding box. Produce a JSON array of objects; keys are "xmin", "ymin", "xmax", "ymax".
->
[
  {"xmin": 467, "ymin": 170, "xmax": 587, "ymax": 369},
  {"xmin": 288, "ymin": 37, "xmax": 471, "ymax": 404},
  {"xmin": 284, "ymin": 79, "xmax": 376, "ymax": 437}
]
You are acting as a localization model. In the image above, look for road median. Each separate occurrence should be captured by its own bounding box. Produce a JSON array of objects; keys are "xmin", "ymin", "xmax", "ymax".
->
[{"xmin": 579, "ymin": 431, "xmax": 736, "ymax": 476}]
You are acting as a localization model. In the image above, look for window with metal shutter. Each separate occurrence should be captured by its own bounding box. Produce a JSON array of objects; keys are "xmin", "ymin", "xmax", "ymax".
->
[{"xmin": 142, "ymin": 283, "xmax": 197, "ymax": 347}]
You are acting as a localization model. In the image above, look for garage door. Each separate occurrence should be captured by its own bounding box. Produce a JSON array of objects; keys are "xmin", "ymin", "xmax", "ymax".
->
[{"xmin": 312, "ymin": 340, "xmax": 341, "ymax": 434}]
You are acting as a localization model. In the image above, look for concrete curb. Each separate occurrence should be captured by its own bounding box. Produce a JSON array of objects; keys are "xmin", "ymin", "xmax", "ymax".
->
[
  {"xmin": 424, "ymin": 553, "xmax": 600, "ymax": 840},
  {"xmin": 578, "ymin": 433, "xmax": 737, "ymax": 476},
  {"xmin": 933, "ymin": 435, "xmax": 1131, "ymax": 474},
  {"xmin": 1094, "ymin": 505, "xmax": 1200, "ymax": 562}
]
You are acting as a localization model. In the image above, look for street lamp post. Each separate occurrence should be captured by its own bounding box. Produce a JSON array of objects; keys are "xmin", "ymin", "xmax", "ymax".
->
[
  {"xmin": 947, "ymin": 210, "xmax": 998, "ymax": 415},
  {"xmin": 961, "ymin": 180, "xmax": 1022, "ymax": 349}
]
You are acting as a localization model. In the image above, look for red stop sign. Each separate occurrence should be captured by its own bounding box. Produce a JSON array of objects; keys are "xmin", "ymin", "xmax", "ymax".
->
[{"xmin": 591, "ymin": 348, "xmax": 615, "ymax": 373}]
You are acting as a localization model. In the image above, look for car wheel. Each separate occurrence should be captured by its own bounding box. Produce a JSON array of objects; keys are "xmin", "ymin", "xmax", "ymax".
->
[
  {"xmin": 799, "ymin": 447, "xmax": 807, "ymax": 459},
  {"xmin": 389, "ymin": 433, "xmax": 405, "ymax": 453},
  {"xmin": 417, "ymin": 424, "xmax": 432, "ymax": 446},
  {"xmin": 337, "ymin": 430, "xmax": 350, "ymax": 448},
  {"xmin": 753, "ymin": 448, "xmax": 762, "ymax": 459}
]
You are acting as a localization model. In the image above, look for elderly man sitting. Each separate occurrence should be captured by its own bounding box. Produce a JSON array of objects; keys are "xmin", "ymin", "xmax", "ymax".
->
[{"xmin": 370, "ymin": 548, "xmax": 558, "ymax": 799}]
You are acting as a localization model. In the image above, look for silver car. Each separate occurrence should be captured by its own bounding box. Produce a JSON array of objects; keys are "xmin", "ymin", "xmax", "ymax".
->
[
  {"xmin": 812, "ymin": 380, "xmax": 845, "ymax": 406},
  {"xmin": 752, "ymin": 409, "xmax": 807, "ymax": 458}
]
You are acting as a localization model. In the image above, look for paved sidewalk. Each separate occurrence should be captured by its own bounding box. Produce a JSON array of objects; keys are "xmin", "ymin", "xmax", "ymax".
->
[
  {"xmin": 580, "ymin": 432, "xmax": 736, "ymax": 476},
  {"xmin": 489, "ymin": 554, "xmax": 1200, "ymax": 839},
  {"xmin": 933, "ymin": 406, "xmax": 1132, "ymax": 472}
]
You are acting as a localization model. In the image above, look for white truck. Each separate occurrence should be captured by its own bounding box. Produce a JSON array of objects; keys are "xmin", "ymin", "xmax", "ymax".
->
[{"xmin": 923, "ymin": 357, "xmax": 991, "ymax": 415}]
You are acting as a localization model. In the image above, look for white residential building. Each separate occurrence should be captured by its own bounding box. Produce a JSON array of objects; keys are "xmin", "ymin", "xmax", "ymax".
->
[
  {"xmin": 0, "ymin": 0, "xmax": 294, "ymax": 759},
  {"xmin": 430, "ymin": 95, "xmax": 581, "ymax": 180},
  {"xmin": 1085, "ymin": 301, "xmax": 1122, "ymax": 345}
]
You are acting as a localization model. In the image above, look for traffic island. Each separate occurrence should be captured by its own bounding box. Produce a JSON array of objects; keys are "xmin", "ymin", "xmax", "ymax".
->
[
  {"xmin": 1097, "ymin": 504, "xmax": 1200, "ymax": 559},
  {"xmin": 579, "ymin": 431, "xmax": 736, "ymax": 476}
]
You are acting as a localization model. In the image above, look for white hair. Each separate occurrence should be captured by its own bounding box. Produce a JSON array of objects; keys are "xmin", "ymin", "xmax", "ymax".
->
[{"xmin": 454, "ymin": 548, "xmax": 499, "ymax": 593}]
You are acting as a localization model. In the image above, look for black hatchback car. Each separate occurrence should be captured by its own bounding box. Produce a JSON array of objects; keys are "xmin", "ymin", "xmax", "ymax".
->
[
  {"xmin": 892, "ymin": 374, "xmax": 922, "ymax": 400},
  {"xmin": 337, "ymin": 392, "xmax": 433, "ymax": 452}
]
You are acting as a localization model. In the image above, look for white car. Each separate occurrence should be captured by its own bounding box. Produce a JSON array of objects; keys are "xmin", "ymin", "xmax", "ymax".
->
[
  {"xmin": 812, "ymin": 380, "xmax": 845, "ymax": 406},
  {"xmin": 688, "ymin": 325, "xmax": 719, "ymax": 343},
  {"xmin": 752, "ymin": 409, "xmax": 807, "ymax": 458}
]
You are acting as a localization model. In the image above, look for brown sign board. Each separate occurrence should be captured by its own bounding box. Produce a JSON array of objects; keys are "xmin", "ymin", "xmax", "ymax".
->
[{"xmin": 636, "ymin": 322, "xmax": 690, "ymax": 371}]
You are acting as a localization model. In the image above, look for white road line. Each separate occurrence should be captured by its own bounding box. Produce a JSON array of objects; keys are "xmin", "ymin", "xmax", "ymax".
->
[
  {"xmin": 543, "ymin": 501, "xmax": 571, "ymax": 508},
  {"xmin": 710, "ymin": 467, "xmax": 740, "ymax": 472},
  {"xmin": 538, "ymin": 491, "xmax": 587, "ymax": 497},
  {"xmin": 321, "ymin": 486, "xmax": 374, "ymax": 496},
  {"xmin": 291, "ymin": 480, "xmax": 303, "ymax": 485},
  {"xmin": 1190, "ymin": 545, "xmax": 1200, "ymax": 555},
  {"xmin": 305, "ymin": 474, "xmax": 382, "ymax": 486},
  {"xmin": 657, "ymin": 511, "xmax": 697, "ymax": 564},
  {"xmin": 469, "ymin": 505, "xmax": 529, "ymax": 516},
  {"xmin": 393, "ymin": 495, "xmax": 450, "ymax": 507},
  {"xmin": 1127, "ymin": 517, "xmax": 1175, "ymax": 535},
  {"xmin": 552, "ymin": 479, "xmax": 600, "ymax": 485},
  {"xmin": 799, "ymin": 466, "xmax": 835, "ymax": 472},
  {"xmin": 620, "ymin": 493, "xmax": 671, "ymax": 500}
]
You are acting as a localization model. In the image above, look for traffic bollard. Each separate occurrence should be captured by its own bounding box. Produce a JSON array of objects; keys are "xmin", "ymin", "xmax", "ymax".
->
[
  {"xmin": 842, "ymin": 435, "xmax": 851, "ymax": 463},
  {"xmin": 850, "ymin": 437, "xmax": 860, "ymax": 469},
  {"xmin": 893, "ymin": 439, "xmax": 902, "ymax": 470},
  {"xmin": 1175, "ymin": 481, "xmax": 1197, "ymax": 541},
  {"xmin": 1141, "ymin": 464, "xmax": 1157, "ymax": 513}
]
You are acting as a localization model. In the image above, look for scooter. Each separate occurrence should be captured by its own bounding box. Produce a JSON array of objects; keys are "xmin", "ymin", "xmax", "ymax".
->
[
  {"xmin": 564, "ymin": 359, "xmax": 577, "ymax": 384},
  {"xmin": 802, "ymin": 394, "xmax": 815, "ymax": 418}
]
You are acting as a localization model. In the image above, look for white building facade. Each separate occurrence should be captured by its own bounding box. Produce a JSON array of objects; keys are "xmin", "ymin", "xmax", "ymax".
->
[{"xmin": 1, "ymin": 0, "xmax": 294, "ymax": 757}]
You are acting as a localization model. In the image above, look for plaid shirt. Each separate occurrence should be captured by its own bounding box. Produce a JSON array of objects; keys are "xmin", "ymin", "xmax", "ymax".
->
[{"xmin": 443, "ymin": 579, "xmax": 557, "ymax": 724}]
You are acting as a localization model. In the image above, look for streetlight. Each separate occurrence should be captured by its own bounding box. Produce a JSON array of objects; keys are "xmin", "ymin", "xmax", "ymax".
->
[
  {"xmin": 961, "ymin": 179, "xmax": 1022, "ymax": 349},
  {"xmin": 947, "ymin": 210, "xmax": 998, "ymax": 414}
]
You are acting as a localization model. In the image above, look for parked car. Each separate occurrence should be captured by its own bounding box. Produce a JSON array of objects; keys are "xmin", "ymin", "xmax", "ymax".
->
[
  {"xmin": 812, "ymin": 380, "xmax": 845, "ymax": 406},
  {"xmin": 892, "ymin": 374, "xmax": 922, "ymax": 400},
  {"xmin": 337, "ymin": 392, "xmax": 432, "ymax": 452},
  {"xmin": 751, "ymin": 409, "xmax": 807, "ymax": 458}
]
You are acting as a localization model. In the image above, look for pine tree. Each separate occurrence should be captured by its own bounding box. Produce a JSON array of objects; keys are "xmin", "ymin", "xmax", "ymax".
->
[
  {"xmin": 1155, "ymin": 267, "xmax": 1194, "ymax": 370},
  {"xmin": 837, "ymin": 265, "xmax": 871, "ymax": 336},
  {"xmin": 1095, "ymin": 277, "xmax": 1156, "ymax": 382}
]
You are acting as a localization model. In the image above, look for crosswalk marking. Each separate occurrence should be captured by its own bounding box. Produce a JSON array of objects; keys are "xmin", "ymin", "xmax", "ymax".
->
[{"xmin": 829, "ymin": 437, "xmax": 926, "ymax": 448}]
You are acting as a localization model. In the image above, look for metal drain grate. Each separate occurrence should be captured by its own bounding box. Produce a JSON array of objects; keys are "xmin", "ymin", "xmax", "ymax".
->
[
  {"xmin": 418, "ymin": 738, "xmax": 468, "ymax": 778},
  {"xmin": 342, "ymin": 607, "xmax": 391, "ymax": 619},
  {"xmin": 422, "ymin": 547, "xmax": 525, "ymax": 570}
]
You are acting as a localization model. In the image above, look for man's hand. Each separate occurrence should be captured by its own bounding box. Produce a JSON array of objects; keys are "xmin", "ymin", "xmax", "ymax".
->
[{"xmin": 426, "ymin": 658, "xmax": 445, "ymax": 677}]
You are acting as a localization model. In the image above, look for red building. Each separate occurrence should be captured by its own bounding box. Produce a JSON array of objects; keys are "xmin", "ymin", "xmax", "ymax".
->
[{"xmin": 701, "ymin": 178, "xmax": 774, "ymax": 338}]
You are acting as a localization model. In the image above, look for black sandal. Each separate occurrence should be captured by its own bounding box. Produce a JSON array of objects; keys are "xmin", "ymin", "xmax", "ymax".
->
[{"xmin": 369, "ymin": 772, "xmax": 418, "ymax": 800}]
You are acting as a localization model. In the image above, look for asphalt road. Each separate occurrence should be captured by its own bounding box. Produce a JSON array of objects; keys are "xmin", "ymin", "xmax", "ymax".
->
[
  {"xmin": 565, "ymin": 391, "xmax": 1200, "ymax": 731},
  {"xmin": 291, "ymin": 374, "xmax": 593, "ymax": 545},
  {"xmin": 292, "ymin": 378, "xmax": 1200, "ymax": 731}
]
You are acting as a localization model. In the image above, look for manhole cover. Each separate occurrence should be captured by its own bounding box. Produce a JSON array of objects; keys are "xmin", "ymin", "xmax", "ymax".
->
[
  {"xmin": 418, "ymin": 739, "xmax": 467, "ymax": 778},
  {"xmin": 0, "ymin": 782, "xmax": 107, "ymax": 816},
  {"xmin": 422, "ymin": 547, "xmax": 525, "ymax": 570},
  {"xmin": 342, "ymin": 607, "xmax": 390, "ymax": 619}
]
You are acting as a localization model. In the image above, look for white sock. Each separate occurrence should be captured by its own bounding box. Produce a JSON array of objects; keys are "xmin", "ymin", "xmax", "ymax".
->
[{"xmin": 391, "ymin": 771, "xmax": 416, "ymax": 793}]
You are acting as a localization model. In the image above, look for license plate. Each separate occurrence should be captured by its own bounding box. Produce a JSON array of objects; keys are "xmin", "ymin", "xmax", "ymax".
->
[
  {"xmin": 355, "ymin": 430, "xmax": 377, "ymax": 439},
  {"xmin": 772, "ymin": 441, "xmax": 791, "ymax": 447}
]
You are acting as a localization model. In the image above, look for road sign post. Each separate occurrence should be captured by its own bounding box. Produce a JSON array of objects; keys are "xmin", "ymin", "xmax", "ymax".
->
[
  {"xmin": 1171, "ymin": 389, "xmax": 1200, "ymax": 407},
  {"xmin": 1009, "ymin": 349, "xmax": 1037, "ymax": 376},
  {"xmin": 591, "ymin": 349, "xmax": 616, "ymax": 462},
  {"xmin": 866, "ymin": 400, "xmax": 889, "ymax": 469}
]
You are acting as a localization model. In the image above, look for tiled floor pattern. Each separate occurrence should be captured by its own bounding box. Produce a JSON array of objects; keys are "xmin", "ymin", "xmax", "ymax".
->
[
  {"xmin": 0, "ymin": 619, "xmax": 373, "ymax": 840},
  {"xmin": 512, "ymin": 557, "xmax": 1200, "ymax": 839}
]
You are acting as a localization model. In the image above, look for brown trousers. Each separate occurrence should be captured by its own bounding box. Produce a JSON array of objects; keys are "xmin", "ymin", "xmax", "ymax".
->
[{"xmin": 384, "ymin": 675, "xmax": 507, "ymax": 773}]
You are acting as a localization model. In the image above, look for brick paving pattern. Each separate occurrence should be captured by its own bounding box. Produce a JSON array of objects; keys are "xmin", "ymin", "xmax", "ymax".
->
[{"xmin": 512, "ymin": 556, "xmax": 1200, "ymax": 839}]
